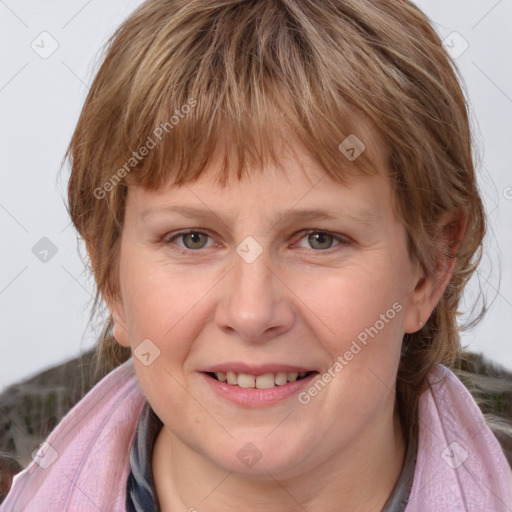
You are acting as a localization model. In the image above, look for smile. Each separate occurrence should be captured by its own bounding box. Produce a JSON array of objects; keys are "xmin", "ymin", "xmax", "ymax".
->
[
  {"xmin": 206, "ymin": 371, "xmax": 314, "ymax": 389},
  {"xmin": 201, "ymin": 368, "xmax": 320, "ymax": 406}
]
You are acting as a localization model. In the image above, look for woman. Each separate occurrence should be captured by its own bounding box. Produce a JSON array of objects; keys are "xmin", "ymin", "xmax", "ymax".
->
[{"xmin": 2, "ymin": 0, "xmax": 511, "ymax": 510}]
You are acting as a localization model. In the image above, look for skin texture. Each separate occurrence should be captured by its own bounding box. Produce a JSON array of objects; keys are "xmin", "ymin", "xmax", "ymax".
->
[{"xmin": 111, "ymin": 138, "xmax": 457, "ymax": 511}]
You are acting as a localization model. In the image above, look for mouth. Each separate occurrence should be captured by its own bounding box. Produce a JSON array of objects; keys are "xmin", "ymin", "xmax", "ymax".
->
[{"xmin": 204, "ymin": 370, "xmax": 317, "ymax": 389}]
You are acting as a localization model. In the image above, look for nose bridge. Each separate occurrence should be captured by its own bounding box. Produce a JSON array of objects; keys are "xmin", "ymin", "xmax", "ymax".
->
[
  {"xmin": 215, "ymin": 242, "xmax": 294, "ymax": 341},
  {"xmin": 233, "ymin": 248, "xmax": 273, "ymax": 304}
]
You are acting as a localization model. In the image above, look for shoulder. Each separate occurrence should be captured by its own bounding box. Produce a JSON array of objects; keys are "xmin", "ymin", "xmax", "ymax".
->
[
  {"xmin": 1, "ymin": 360, "xmax": 146, "ymax": 512},
  {"xmin": 404, "ymin": 364, "xmax": 512, "ymax": 511},
  {"xmin": 451, "ymin": 355, "xmax": 512, "ymax": 467}
]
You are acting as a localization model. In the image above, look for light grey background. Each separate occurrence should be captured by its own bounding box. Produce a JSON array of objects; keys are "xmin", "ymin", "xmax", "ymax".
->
[{"xmin": 1, "ymin": 0, "xmax": 511, "ymax": 391}]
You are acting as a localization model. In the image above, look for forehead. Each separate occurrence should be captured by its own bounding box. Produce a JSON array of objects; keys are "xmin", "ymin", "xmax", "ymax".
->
[
  {"xmin": 129, "ymin": 139, "xmax": 395, "ymax": 233},
  {"xmin": 124, "ymin": 111, "xmax": 396, "ymax": 229}
]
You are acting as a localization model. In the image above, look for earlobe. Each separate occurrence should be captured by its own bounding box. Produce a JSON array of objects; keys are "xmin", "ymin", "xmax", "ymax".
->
[
  {"xmin": 107, "ymin": 299, "xmax": 131, "ymax": 348},
  {"xmin": 403, "ymin": 272, "xmax": 434, "ymax": 334},
  {"xmin": 112, "ymin": 319, "xmax": 131, "ymax": 347}
]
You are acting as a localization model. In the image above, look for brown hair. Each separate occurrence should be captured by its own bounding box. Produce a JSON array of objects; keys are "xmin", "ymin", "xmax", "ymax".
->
[{"xmin": 66, "ymin": 0, "xmax": 486, "ymax": 441}]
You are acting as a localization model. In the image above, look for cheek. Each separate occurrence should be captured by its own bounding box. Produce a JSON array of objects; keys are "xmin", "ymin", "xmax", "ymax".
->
[
  {"xmin": 290, "ymin": 265, "xmax": 406, "ymax": 458},
  {"xmin": 292, "ymin": 261, "xmax": 409, "ymax": 420},
  {"xmin": 119, "ymin": 252, "xmax": 218, "ymax": 355},
  {"xmin": 293, "ymin": 260, "xmax": 407, "ymax": 355},
  {"xmin": 118, "ymin": 254, "xmax": 217, "ymax": 429}
]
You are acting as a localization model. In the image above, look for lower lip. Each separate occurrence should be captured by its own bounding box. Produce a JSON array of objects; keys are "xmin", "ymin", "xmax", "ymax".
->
[{"xmin": 201, "ymin": 372, "xmax": 318, "ymax": 407}]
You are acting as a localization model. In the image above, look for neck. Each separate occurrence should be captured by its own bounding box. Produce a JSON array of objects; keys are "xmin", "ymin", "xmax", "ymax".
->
[{"xmin": 153, "ymin": 400, "xmax": 406, "ymax": 512}]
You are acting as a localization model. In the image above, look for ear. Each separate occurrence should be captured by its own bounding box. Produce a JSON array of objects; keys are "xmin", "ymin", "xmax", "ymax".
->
[
  {"xmin": 86, "ymin": 240, "xmax": 132, "ymax": 349},
  {"xmin": 403, "ymin": 209, "xmax": 467, "ymax": 333}
]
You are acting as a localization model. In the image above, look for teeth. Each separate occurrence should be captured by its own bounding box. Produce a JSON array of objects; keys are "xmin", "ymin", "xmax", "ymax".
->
[
  {"xmin": 213, "ymin": 370, "xmax": 310, "ymax": 389},
  {"xmin": 255, "ymin": 373, "xmax": 275, "ymax": 389},
  {"xmin": 238, "ymin": 373, "xmax": 255, "ymax": 388},
  {"xmin": 275, "ymin": 372, "xmax": 288, "ymax": 386}
]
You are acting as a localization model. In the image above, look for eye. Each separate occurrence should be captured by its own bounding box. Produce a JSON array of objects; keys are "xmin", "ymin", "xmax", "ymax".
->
[
  {"xmin": 163, "ymin": 229, "xmax": 349, "ymax": 252},
  {"xmin": 165, "ymin": 230, "xmax": 213, "ymax": 250},
  {"xmin": 296, "ymin": 230, "xmax": 348, "ymax": 250}
]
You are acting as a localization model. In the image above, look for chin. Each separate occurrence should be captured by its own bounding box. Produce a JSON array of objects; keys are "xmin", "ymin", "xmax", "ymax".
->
[{"xmin": 207, "ymin": 436, "xmax": 310, "ymax": 479}]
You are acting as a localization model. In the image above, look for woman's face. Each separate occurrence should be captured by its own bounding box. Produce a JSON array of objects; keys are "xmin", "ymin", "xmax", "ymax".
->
[{"xmin": 113, "ymin": 142, "xmax": 425, "ymax": 478}]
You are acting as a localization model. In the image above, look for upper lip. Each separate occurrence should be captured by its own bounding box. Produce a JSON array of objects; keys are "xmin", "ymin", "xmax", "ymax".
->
[{"xmin": 202, "ymin": 363, "xmax": 316, "ymax": 375}]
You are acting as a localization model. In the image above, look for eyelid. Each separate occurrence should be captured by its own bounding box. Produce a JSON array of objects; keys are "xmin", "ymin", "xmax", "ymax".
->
[
  {"xmin": 164, "ymin": 228, "xmax": 351, "ymax": 252},
  {"xmin": 293, "ymin": 229, "xmax": 351, "ymax": 250}
]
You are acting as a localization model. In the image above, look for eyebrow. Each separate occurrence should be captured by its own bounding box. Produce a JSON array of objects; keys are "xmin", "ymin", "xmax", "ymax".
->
[{"xmin": 140, "ymin": 205, "xmax": 376, "ymax": 226}]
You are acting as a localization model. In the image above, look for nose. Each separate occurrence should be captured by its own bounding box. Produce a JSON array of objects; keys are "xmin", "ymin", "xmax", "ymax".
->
[{"xmin": 214, "ymin": 248, "xmax": 295, "ymax": 343}]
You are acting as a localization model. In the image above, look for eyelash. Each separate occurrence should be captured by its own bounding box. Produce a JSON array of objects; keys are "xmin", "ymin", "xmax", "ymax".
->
[{"xmin": 163, "ymin": 229, "xmax": 351, "ymax": 253}]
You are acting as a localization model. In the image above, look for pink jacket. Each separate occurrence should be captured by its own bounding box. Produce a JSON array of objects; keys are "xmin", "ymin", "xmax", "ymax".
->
[{"xmin": 1, "ymin": 361, "xmax": 511, "ymax": 511}]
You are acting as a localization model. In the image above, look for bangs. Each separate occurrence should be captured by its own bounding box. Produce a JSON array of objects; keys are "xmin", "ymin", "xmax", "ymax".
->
[
  {"xmin": 123, "ymin": 87, "xmax": 381, "ymax": 191},
  {"xmin": 93, "ymin": 0, "xmax": 387, "ymax": 194}
]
